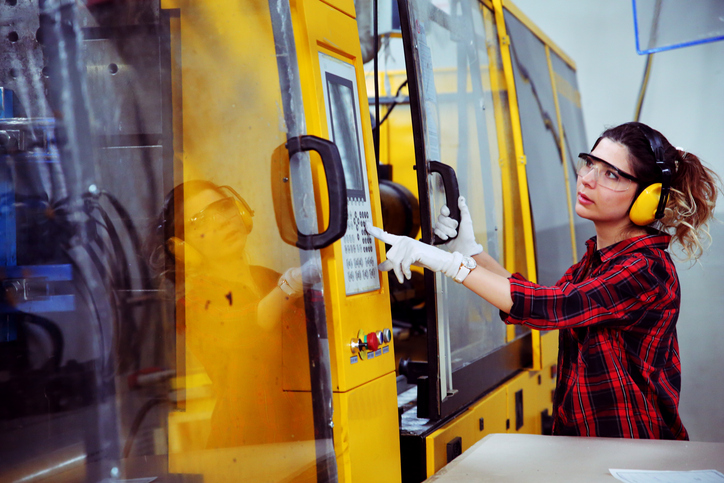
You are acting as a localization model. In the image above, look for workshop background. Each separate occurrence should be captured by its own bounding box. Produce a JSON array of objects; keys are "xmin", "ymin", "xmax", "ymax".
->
[{"xmin": 512, "ymin": 0, "xmax": 724, "ymax": 443}]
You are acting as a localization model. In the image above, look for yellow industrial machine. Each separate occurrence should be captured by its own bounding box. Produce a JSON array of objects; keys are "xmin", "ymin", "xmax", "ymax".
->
[
  {"xmin": 366, "ymin": 0, "xmax": 592, "ymax": 479},
  {"xmin": 0, "ymin": 0, "xmax": 588, "ymax": 481},
  {"xmin": 160, "ymin": 0, "xmax": 400, "ymax": 480}
]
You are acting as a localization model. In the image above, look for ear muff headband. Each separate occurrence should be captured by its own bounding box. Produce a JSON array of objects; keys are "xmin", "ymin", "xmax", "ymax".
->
[{"xmin": 629, "ymin": 124, "xmax": 672, "ymax": 226}]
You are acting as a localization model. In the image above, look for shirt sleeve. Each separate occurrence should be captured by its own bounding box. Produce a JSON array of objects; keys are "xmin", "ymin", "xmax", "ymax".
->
[{"xmin": 503, "ymin": 254, "xmax": 665, "ymax": 330}]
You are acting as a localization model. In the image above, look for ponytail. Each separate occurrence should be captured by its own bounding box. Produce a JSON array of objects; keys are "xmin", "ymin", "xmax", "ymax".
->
[{"xmin": 660, "ymin": 149, "xmax": 721, "ymax": 260}]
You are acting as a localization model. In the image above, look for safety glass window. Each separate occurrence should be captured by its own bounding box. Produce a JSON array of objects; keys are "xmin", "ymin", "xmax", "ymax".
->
[
  {"xmin": 504, "ymin": 10, "xmax": 574, "ymax": 286},
  {"xmin": 0, "ymin": 1, "xmax": 334, "ymax": 481}
]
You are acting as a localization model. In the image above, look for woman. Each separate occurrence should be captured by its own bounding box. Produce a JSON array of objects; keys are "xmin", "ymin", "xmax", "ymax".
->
[
  {"xmin": 367, "ymin": 122, "xmax": 720, "ymax": 439},
  {"xmin": 158, "ymin": 180, "xmax": 318, "ymax": 448}
]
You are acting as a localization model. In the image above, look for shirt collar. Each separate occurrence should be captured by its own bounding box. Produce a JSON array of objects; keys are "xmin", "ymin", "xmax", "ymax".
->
[{"xmin": 585, "ymin": 232, "xmax": 672, "ymax": 263}]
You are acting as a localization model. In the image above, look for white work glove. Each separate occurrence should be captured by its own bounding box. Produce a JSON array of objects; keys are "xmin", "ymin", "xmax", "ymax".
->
[
  {"xmin": 366, "ymin": 222, "xmax": 463, "ymax": 284},
  {"xmin": 433, "ymin": 196, "xmax": 483, "ymax": 257},
  {"xmin": 279, "ymin": 257, "xmax": 322, "ymax": 296}
]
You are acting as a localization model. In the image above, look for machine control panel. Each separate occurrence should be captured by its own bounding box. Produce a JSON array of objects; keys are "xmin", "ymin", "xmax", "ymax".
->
[
  {"xmin": 350, "ymin": 327, "xmax": 392, "ymax": 363},
  {"xmin": 319, "ymin": 52, "xmax": 380, "ymax": 296},
  {"xmin": 341, "ymin": 201, "xmax": 377, "ymax": 287}
]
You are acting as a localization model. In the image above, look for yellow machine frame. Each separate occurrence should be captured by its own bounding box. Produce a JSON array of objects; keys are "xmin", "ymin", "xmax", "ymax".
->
[{"xmin": 291, "ymin": 0, "xmax": 402, "ymax": 479}]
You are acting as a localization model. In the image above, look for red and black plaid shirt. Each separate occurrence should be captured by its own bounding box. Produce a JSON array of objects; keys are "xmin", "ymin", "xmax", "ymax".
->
[{"xmin": 503, "ymin": 233, "xmax": 688, "ymax": 440}]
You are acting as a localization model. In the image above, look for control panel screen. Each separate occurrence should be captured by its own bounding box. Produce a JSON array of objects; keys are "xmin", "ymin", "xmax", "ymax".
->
[
  {"xmin": 318, "ymin": 52, "xmax": 380, "ymax": 296},
  {"xmin": 325, "ymin": 74, "xmax": 366, "ymax": 200}
]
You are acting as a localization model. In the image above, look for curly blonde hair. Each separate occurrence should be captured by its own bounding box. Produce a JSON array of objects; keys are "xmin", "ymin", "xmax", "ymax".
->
[{"xmin": 658, "ymin": 149, "xmax": 721, "ymax": 260}]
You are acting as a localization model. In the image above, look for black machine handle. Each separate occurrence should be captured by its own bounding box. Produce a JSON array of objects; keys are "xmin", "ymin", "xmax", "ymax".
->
[
  {"xmin": 271, "ymin": 135, "xmax": 348, "ymax": 250},
  {"xmin": 429, "ymin": 161, "xmax": 460, "ymax": 245}
]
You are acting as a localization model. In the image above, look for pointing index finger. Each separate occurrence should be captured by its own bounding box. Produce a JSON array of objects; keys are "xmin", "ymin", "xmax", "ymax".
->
[{"xmin": 365, "ymin": 222, "xmax": 400, "ymax": 245}]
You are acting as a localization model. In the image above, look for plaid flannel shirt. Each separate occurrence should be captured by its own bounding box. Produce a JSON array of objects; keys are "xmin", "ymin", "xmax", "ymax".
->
[{"xmin": 503, "ymin": 233, "xmax": 688, "ymax": 439}]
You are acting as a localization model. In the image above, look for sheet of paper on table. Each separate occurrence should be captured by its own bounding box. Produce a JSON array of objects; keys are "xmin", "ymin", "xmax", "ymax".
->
[{"xmin": 609, "ymin": 469, "xmax": 724, "ymax": 483}]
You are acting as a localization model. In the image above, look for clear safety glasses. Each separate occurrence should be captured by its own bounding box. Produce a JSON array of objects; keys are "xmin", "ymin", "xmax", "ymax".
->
[
  {"xmin": 188, "ymin": 197, "xmax": 241, "ymax": 230},
  {"xmin": 576, "ymin": 153, "xmax": 641, "ymax": 192}
]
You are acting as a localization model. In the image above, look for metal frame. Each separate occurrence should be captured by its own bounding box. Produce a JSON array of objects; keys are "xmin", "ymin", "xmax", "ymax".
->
[
  {"xmin": 632, "ymin": 0, "xmax": 724, "ymax": 55},
  {"xmin": 396, "ymin": 0, "xmax": 442, "ymax": 419},
  {"xmin": 397, "ymin": 0, "xmax": 532, "ymax": 422},
  {"xmin": 268, "ymin": 0, "xmax": 337, "ymax": 476},
  {"xmin": 546, "ymin": 46, "xmax": 579, "ymax": 264}
]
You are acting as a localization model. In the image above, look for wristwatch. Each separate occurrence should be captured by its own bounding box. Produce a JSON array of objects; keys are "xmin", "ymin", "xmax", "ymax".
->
[
  {"xmin": 278, "ymin": 275, "xmax": 296, "ymax": 296},
  {"xmin": 453, "ymin": 256, "xmax": 477, "ymax": 283}
]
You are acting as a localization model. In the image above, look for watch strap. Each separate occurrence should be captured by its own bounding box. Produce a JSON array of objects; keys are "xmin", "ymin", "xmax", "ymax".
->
[
  {"xmin": 278, "ymin": 276, "xmax": 296, "ymax": 296},
  {"xmin": 452, "ymin": 255, "xmax": 476, "ymax": 283}
]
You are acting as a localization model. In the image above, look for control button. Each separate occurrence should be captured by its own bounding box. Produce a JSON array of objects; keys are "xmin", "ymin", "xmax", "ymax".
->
[
  {"xmin": 366, "ymin": 332, "xmax": 379, "ymax": 351},
  {"xmin": 350, "ymin": 338, "xmax": 361, "ymax": 355},
  {"xmin": 382, "ymin": 328, "xmax": 392, "ymax": 343},
  {"xmin": 356, "ymin": 329, "xmax": 367, "ymax": 360},
  {"xmin": 376, "ymin": 331, "xmax": 383, "ymax": 345}
]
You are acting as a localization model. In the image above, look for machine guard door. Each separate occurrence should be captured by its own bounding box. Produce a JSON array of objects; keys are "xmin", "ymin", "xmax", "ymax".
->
[{"xmin": 398, "ymin": 0, "xmax": 529, "ymax": 421}]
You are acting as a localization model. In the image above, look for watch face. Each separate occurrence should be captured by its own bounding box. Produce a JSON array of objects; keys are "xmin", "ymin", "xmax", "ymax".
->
[{"xmin": 463, "ymin": 256, "xmax": 477, "ymax": 270}]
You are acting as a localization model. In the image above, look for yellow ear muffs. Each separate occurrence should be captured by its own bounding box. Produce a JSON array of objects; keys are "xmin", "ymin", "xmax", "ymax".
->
[
  {"xmin": 629, "ymin": 183, "xmax": 662, "ymax": 226},
  {"xmin": 234, "ymin": 197, "xmax": 254, "ymax": 233}
]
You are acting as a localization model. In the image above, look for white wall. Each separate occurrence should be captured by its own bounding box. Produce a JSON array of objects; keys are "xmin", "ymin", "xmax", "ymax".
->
[{"xmin": 512, "ymin": 0, "xmax": 724, "ymax": 442}]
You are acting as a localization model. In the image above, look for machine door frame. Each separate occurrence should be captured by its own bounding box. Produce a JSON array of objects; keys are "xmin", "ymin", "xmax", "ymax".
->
[{"xmin": 397, "ymin": 0, "xmax": 532, "ymax": 422}]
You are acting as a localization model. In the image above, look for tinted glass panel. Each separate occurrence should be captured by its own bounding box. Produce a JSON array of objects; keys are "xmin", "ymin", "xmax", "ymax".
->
[
  {"xmin": 549, "ymin": 51, "xmax": 596, "ymax": 252},
  {"xmin": 504, "ymin": 10, "xmax": 573, "ymax": 286},
  {"xmin": 0, "ymin": 1, "xmax": 331, "ymax": 481},
  {"xmin": 403, "ymin": 0, "xmax": 505, "ymax": 387}
]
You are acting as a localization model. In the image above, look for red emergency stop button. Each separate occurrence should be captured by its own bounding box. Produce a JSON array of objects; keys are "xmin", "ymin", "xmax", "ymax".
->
[{"xmin": 366, "ymin": 331, "xmax": 379, "ymax": 351}]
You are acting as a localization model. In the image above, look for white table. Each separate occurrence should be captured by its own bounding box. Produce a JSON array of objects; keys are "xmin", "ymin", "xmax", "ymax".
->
[{"xmin": 426, "ymin": 433, "xmax": 724, "ymax": 482}]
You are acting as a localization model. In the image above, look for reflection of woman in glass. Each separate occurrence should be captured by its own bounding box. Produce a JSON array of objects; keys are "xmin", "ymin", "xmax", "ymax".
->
[
  {"xmin": 159, "ymin": 180, "xmax": 315, "ymax": 448},
  {"xmin": 368, "ymin": 122, "xmax": 720, "ymax": 439}
]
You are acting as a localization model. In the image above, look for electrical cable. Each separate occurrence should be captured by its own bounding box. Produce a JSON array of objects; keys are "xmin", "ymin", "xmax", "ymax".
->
[
  {"xmin": 24, "ymin": 314, "xmax": 65, "ymax": 370},
  {"xmin": 634, "ymin": 54, "xmax": 654, "ymax": 122},
  {"xmin": 98, "ymin": 191, "xmax": 153, "ymax": 288},
  {"xmin": 94, "ymin": 191, "xmax": 158, "ymax": 370},
  {"xmin": 376, "ymin": 79, "xmax": 409, "ymax": 129},
  {"xmin": 506, "ymin": 28, "xmax": 563, "ymax": 162},
  {"xmin": 85, "ymin": 241, "xmax": 125, "ymax": 376},
  {"xmin": 373, "ymin": 0, "xmax": 380, "ymax": 164},
  {"xmin": 63, "ymin": 248, "xmax": 110, "ymax": 379},
  {"xmin": 84, "ymin": 194, "xmax": 150, "ymax": 372},
  {"xmin": 122, "ymin": 396, "xmax": 172, "ymax": 458},
  {"xmin": 65, "ymin": 199, "xmax": 129, "ymax": 378}
]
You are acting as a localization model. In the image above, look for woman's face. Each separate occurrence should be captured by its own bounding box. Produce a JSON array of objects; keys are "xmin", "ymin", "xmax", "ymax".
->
[
  {"xmin": 184, "ymin": 188, "xmax": 249, "ymax": 261},
  {"xmin": 575, "ymin": 138, "xmax": 639, "ymax": 227}
]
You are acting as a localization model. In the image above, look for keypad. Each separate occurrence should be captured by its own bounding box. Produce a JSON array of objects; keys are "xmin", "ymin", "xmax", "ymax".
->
[{"xmin": 342, "ymin": 199, "xmax": 380, "ymax": 295}]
